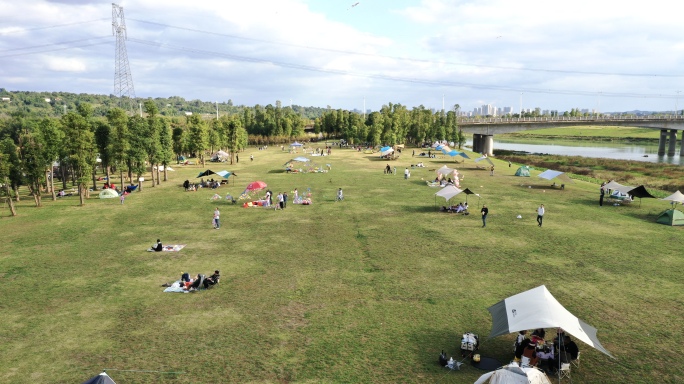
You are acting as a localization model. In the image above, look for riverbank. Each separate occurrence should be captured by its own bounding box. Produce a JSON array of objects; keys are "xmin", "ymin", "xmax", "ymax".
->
[
  {"xmin": 500, "ymin": 125, "xmax": 661, "ymax": 143},
  {"xmin": 494, "ymin": 150, "xmax": 684, "ymax": 194}
]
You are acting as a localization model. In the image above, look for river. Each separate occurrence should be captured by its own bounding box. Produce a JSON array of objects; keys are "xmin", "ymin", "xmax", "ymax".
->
[{"xmin": 471, "ymin": 138, "xmax": 684, "ymax": 165}]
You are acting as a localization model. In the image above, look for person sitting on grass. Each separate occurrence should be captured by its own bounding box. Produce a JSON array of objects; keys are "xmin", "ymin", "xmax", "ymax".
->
[
  {"xmin": 203, "ymin": 270, "xmax": 221, "ymax": 289},
  {"xmin": 148, "ymin": 239, "xmax": 163, "ymax": 252}
]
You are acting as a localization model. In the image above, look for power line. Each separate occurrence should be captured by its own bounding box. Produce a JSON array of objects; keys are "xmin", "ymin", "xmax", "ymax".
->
[
  {"xmin": 127, "ymin": 37, "xmax": 679, "ymax": 100},
  {"xmin": 0, "ymin": 36, "xmax": 110, "ymax": 53},
  {"xmin": 0, "ymin": 18, "xmax": 108, "ymax": 35},
  {"xmin": 127, "ymin": 18, "xmax": 684, "ymax": 79},
  {"xmin": 0, "ymin": 41, "xmax": 110, "ymax": 58}
]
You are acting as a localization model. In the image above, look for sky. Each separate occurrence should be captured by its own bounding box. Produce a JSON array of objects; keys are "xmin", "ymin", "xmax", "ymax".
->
[{"xmin": 2, "ymin": 0, "xmax": 684, "ymax": 114}]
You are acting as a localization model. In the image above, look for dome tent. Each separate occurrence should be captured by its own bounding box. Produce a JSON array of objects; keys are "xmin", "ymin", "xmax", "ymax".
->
[
  {"xmin": 99, "ymin": 189, "xmax": 119, "ymax": 199},
  {"xmin": 514, "ymin": 166, "xmax": 531, "ymax": 177},
  {"xmin": 656, "ymin": 209, "xmax": 684, "ymax": 226}
]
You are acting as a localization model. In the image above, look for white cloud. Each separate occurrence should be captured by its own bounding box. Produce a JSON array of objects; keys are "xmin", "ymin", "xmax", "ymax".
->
[{"xmin": 45, "ymin": 57, "xmax": 88, "ymax": 72}]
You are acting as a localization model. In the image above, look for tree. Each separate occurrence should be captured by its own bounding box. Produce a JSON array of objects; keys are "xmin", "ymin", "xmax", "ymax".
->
[
  {"xmin": 60, "ymin": 111, "xmax": 96, "ymax": 205},
  {"xmin": 37, "ymin": 118, "xmax": 64, "ymax": 200},
  {"xmin": 157, "ymin": 118, "xmax": 173, "ymax": 181},
  {"xmin": 107, "ymin": 108, "xmax": 129, "ymax": 189},
  {"xmin": 144, "ymin": 101, "xmax": 162, "ymax": 187},
  {"xmin": 186, "ymin": 114, "xmax": 208, "ymax": 165},
  {"xmin": 0, "ymin": 139, "xmax": 18, "ymax": 216},
  {"xmin": 126, "ymin": 115, "xmax": 149, "ymax": 191}
]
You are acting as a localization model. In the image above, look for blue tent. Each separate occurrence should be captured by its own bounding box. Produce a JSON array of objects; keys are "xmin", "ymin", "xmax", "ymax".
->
[
  {"xmin": 380, "ymin": 146, "xmax": 392, "ymax": 152},
  {"xmin": 290, "ymin": 141, "xmax": 303, "ymax": 147}
]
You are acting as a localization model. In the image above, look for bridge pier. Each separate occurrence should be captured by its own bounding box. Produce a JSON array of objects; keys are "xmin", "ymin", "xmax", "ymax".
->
[
  {"xmin": 681, "ymin": 131, "xmax": 684, "ymax": 156},
  {"xmin": 658, "ymin": 130, "xmax": 668, "ymax": 156},
  {"xmin": 668, "ymin": 130, "xmax": 677, "ymax": 156},
  {"xmin": 472, "ymin": 134, "xmax": 494, "ymax": 156}
]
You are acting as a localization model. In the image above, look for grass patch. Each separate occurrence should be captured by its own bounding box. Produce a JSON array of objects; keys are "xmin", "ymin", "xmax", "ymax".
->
[{"xmin": 0, "ymin": 146, "xmax": 682, "ymax": 383}]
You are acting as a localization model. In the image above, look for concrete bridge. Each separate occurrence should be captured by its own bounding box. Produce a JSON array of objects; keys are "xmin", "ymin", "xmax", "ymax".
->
[{"xmin": 458, "ymin": 114, "xmax": 684, "ymax": 157}]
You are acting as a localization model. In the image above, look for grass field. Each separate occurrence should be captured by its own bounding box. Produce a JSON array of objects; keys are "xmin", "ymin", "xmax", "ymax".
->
[
  {"xmin": 1, "ymin": 146, "xmax": 682, "ymax": 383},
  {"xmin": 502, "ymin": 125, "xmax": 662, "ymax": 140}
]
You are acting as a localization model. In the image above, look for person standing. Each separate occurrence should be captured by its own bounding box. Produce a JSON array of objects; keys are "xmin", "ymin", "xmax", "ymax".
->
[
  {"xmin": 250, "ymin": 154, "xmax": 254, "ymax": 162},
  {"xmin": 536, "ymin": 204, "xmax": 545, "ymax": 227},
  {"xmin": 481, "ymin": 205, "xmax": 489, "ymax": 227},
  {"xmin": 120, "ymin": 193, "xmax": 125, "ymax": 204},
  {"xmin": 283, "ymin": 191, "xmax": 288, "ymax": 208},
  {"xmin": 599, "ymin": 184, "xmax": 605, "ymax": 206},
  {"xmin": 336, "ymin": 188, "xmax": 343, "ymax": 201},
  {"xmin": 213, "ymin": 207, "xmax": 220, "ymax": 229},
  {"xmin": 277, "ymin": 192, "xmax": 284, "ymax": 210},
  {"xmin": 236, "ymin": 154, "xmax": 239, "ymax": 163},
  {"xmin": 490, "ymin": 166, "xmax": 495, "ymax": 176},
  {"xmin": 404, "ymin": 167, "xmax": 409, "ymax": 179}
]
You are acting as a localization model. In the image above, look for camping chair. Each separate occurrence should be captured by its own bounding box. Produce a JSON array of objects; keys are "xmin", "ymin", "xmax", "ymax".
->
[
  {"xmin": 572, "ymin": 351, "xmax": 581, "ymax": 368},
  {"xmin": 558, "ymin": 363, "xmax": 571, "ymax": 379}
]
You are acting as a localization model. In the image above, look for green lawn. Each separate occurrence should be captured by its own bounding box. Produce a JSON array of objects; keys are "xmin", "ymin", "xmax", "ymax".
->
[
  {"xmin": 504, "ymin": 125, "xmax": 662, "ymax": 140},
  {"xmin": 1, "ymin": 146, "xmax": 682, "ymax": 383}
]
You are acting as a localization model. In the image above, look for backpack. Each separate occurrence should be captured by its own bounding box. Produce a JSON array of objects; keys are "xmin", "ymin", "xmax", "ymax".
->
[{"xmin": 438, "ymin": 350, "xmax": 448, "ymax": 367}]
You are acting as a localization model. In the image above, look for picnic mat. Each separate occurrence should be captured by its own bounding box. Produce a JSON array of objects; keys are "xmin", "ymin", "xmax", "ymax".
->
[
  {"xmin": 162, "ymin": 244, "xmax": 186, "ymax": 252},
  {"xmin": 163, "ymin": 280, "xmax": 188, "ymax": 293},
  {"xmin": 471, "ymin": 356, "xmax": 502, "ymax": 371}
]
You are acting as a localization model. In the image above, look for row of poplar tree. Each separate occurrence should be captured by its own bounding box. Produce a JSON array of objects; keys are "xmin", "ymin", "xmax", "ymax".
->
[{"xmin": 0, "ymin": 100, "xmax": 464, "ymax": 215}]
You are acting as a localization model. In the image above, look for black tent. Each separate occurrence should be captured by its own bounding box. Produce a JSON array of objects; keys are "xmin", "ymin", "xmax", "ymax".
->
[
  {"xmin": 82, "ymin": 372, "xmax": 116, "ymax": 384},
  {"xmin": 627, "ymin": 185, "xmax": 656, "ymax": 207},
  {"xmin": 197, "ymin": 170, "xmax": 217, "ymax": 178},
  {"xmin": 461, "ymin": 188, "xmax": 480, "ymax": 206}
]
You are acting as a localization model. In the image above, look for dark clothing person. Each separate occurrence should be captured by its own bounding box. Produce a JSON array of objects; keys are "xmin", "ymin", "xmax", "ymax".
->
[
  {"xmin": 599, "ymin": 186, "xmax": 605, "ymax": 206},
  {"xmin": 481, "ymin": 205, "xmax": 489, "ymax": 227},
  {"xmin": 203, "ymin": 270, "xmax": 221, "ymax": 289},
  {"xmin": 153, "ymin": 240, "xmax": 163, "ymax": 252}
]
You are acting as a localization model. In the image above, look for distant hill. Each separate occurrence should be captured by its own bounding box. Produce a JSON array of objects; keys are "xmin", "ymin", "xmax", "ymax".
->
[{"xmin": 0, "ymin": 89, "xmax": 329, "ymax": 119}]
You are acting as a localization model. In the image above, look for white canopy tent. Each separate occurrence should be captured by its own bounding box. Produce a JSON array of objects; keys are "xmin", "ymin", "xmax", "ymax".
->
[
  {"xmin": 486, "ymin": 285, "xmax": 614, "ymax": 358},
  {"xmin": 661, "ymin": 190, "xmax": 684, "ymax": 204},
  {"xmin": 473, "ymin": 362, "xmax": 551, "ymax": 384}
]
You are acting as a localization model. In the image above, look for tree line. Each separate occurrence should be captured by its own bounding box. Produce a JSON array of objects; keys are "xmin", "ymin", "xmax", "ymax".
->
[{"xmin": 1, "ymin": 98, "xmax": 467, "ymax": 216}]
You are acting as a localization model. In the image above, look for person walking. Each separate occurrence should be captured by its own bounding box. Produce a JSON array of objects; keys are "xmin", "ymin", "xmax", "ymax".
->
[
  {"xmin": 236, "ymin": 154, "xmax": 239, "ymax": 163},
  {"xmin": 250, "ymin": 154, "xmax": 254, "ymax": 162},
  {"xmin": 213, "ymin": 207, "xmax": 220, "ymax": 229},
  {"xmin": 481, "ymin": 205, "xmax": 489, "ymax": 227},
  {"xmin": 283, "ymin": 191, "xmax": 288, "ymax": 208},
  {"xmin": 404, "ymin": 167, "xmax": 409, "ymax": 179},
  {"xmin": 120, "ymin": 193, "xmax": 125, "ymax": 204},
  {"xmin": 536, "ymin": 204, "xmax": 545, "ymax": 227},
  {"xmin": 336, "ymin": 188, "xmax": 344, "ymax": 202}
]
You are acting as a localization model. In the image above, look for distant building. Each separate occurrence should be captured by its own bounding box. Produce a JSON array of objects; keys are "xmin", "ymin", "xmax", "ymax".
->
[
  {"xmin": 184, "ymin": 111, "xmax": 193, "ymax": 116},
  {"xmin": 1, "ymin": 97, "xmax": 10, "ymax": 102}
]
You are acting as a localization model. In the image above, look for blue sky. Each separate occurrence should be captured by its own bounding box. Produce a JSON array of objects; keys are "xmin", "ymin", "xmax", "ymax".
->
[{"xmin": 2, "ymin": 0, "xmax": 684, "ymax": 114}]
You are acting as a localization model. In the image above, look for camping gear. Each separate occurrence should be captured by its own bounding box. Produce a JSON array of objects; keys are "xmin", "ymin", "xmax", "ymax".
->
[
  {"xmin": 82, "ymin": 372, "xmax": 117, "ymax": 384},
  {"xmin": 98, "ymin": 189, "xmax": 119, "ymax": 199},
  {"xmin": 514, "ymin": 166, "xmax": 531, "ymax": 177},
  {"xmin": 537, "ymin": 169, "xmax": 565, "ymax": 181},
  {"xmin": 656, "ymin": 209, "xmax": 684, "ymax": 226},
  {"xmin": 473, "ymin": 362, "xmax": 552, "ymax": 384},
  {"xmin": 290, "ymin": 141, "xmax": 303, "ymax": 147},
  {"xmin": 439, "ymin": 350, "xmax": 448, "ymax": 367},
  {"xmin": 210, "ymin": 150, "xmax": 229, "ymax": 162},
  {"xmin": 435, "ymin": 185, "xmax": 464, "ymax": 206},
  {"xmin": 486, "ymin": 285, "xmax": 614, "ymax": 358},
  {"xmin": 460, "ymin": 332, "xmax": 479, "ymax": 357},
  {"xmin": 475, "ymin": 155, "xmax": 494, "ymax": 166},
  {"xmin": 661, "ymin": 190, "xmax": 684, "ymax": 204}
]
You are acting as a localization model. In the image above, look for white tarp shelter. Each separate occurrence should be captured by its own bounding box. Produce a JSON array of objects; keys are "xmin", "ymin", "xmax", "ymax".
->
[
  {"xmin": 435, "ymin": 185, "xmax": 463, "ymax": 202},
  {"xmin": 473, "ymin": 362, "xmax": 551, "ymax": 384},
  {"xmin": 380, "ymin": 148, "xmax": 394, "ymax": 156},
  {"xmin": 475, "ymin": 155, "xmax": 494, "ymax": 166},
  {"xmin": 436, "ymin": 165, "xmax": 456, "ymax": 176},
  {"xmin": 486, "ymin": 285, "xmax": 614, "ymax": 358},
  {"xmin": 537, "ymin": 170, "xmax": 564, "ymax": 180},
  {"xmin": 602, "ymin": 180, "xmax": 634, "ymax": 195}
]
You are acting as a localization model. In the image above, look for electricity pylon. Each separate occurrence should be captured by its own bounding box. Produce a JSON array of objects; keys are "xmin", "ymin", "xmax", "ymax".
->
[{"xmin": 112, "ymin": 3, "xmax": 136, "ymax": 112}]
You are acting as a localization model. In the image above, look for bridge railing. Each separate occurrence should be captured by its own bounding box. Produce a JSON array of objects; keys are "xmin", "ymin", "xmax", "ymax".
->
[{"xmin": 457, "ymin": 114, "xmax": 684, "ymax": 124}]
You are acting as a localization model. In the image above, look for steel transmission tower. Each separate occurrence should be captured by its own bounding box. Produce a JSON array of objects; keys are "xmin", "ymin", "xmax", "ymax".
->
[{"xmin": 112, "ymin": 3, "xmax": 136, "ymax": 111}]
